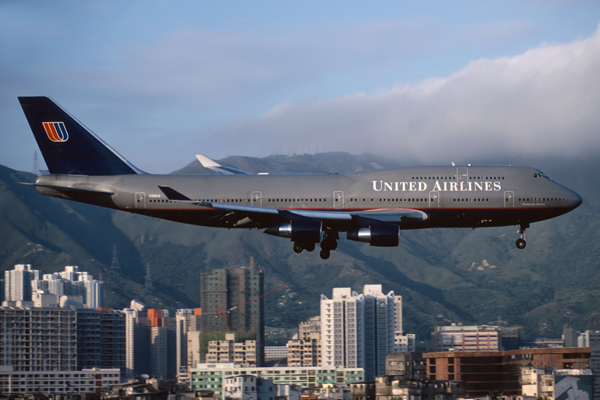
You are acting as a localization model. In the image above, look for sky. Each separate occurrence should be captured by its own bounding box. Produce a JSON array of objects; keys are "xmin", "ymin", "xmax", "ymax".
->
[{"xmin": 2, "ymin": 1, "xmax": 600, "ymax": 173}]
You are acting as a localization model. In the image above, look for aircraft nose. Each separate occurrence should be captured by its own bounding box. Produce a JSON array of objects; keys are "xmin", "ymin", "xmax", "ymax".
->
[{"xmin": 567, "ymin": 189, "xmax": 583, "ymax": 209}]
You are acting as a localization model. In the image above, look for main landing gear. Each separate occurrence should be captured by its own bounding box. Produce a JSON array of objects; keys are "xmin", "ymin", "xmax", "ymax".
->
[
  {"xmin": 319, "ymin": 231, "xmax": 339, "ymax": 260},
  {"xmin": 292, "ymin": 231, "xmax": 339, "ymax": 260},
  {"xmin": 293, "ymin": 242, "xmax": 315, "ymax": 253},
  {"xmin": 516, "ymin": 223, "xmax": 529, "ymax": 249}
]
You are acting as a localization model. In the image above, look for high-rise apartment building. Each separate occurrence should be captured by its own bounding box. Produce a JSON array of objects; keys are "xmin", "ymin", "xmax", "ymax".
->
[
  {"xmin": 176, "ymin": 308, "xmax": 202, "ymax": 383},
  {"xmin": 4, "ymin": 264, "xmax": 40, "ymax": 302},
  {"xmin": 0, "ymin": 306, "xmax": 77, "ymax": 371},
  {"xmin": 76, "ymin": 308, "xmax": 126, "ymax": 374},
  {"xmin": 122, "ymin": 300, "xmax": 145, "ymax": 379},
  {"xmin": 320, "ymin": 285, "xmax": 396, "ymax": 381},
  {"xmin": 32, "ymin": 266, "xmax": 104, "ymax": 309},
  {"xmin": 431, "ymin": 324, "xmax": 501, "ymax": 352},
  {"xmin": 199, "ymin": 267, "xmax": 264, "ymax": 365},
  {"xmin": 578, "ymin": 330, "xmax": 600, "ymax": 399}
]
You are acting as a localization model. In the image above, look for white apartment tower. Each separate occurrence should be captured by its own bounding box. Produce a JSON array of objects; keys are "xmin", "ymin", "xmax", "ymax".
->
[
  {"xmin": 320, "ymin": 285, "xmax": 395, "ymax": 381},
  {"xmin": 31, "ymin": 266, "xmax": 104, "ymax": 309},
  {"xmin": 4, "ymin": 264, "xmax": 40, "ymax": 302},
  {"xmin": 122, "ymin": 300, "xmax": 145, "ymax": 379}
]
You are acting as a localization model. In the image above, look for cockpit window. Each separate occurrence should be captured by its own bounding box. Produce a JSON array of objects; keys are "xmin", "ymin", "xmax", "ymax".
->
[{"xmin": 534, "ymin": 171, "xmax": 550, "ymax": 179}]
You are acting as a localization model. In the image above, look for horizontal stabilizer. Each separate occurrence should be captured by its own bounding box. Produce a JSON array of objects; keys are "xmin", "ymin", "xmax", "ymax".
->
[{"xmin": 34, "ymin": 183, "xmax": 115, "ymax": 195}]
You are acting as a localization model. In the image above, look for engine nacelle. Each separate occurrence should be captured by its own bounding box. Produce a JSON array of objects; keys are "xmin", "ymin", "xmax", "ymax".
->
[
  {"xmin": 265, "ymin": 219, "xmax": 322, "ymax": 243},
  {"xmin": 347, "ymin": 224, "xmax": 400, "ymax": 247}
]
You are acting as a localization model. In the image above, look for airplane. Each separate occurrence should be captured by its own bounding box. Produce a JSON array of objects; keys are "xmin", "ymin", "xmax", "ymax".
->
[{"xmin": 19, "ymin": 96, "xmax": 583, "ymax": 260}]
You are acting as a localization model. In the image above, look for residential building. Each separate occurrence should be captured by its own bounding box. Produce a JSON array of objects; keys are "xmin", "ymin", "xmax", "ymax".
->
[
  {"xmin": 0, "ymin": 366, "xmax": 120, "ymax": 397},
  {"xmin": 4, "ymin": 264, "xmax": 39, "ymax": 302},
  {"xmin": 264, "ymin": 345, "xmax": 288, "ymax": 360},
  {"xmin": 287, "ymin": 337, "xmax": 320, "ymax": 367},
  {"xmin": 176, "ymin": 308, "xmax": 203, "ymax": 383},
  {"xmin": 205, "ymin": 334, "xmax": 258, "ymax": 367},
  {"xmin": 32, "ymin": 265, "xmax": 105, "ymax": 309},
  {"xmin": 191, "ymin": 363, "xmax": 364, "ymax": 394},
  {"xmin": 299, "ymin": 316, "xmax": 321, "ymax": 341},
  {"xmin": 578, "ymin": 330, "xmax": 600, "ymax": 399},
  {"xmin": 222, "ymin": 375, "xmax": 276, "ymax": 400},
  {"xmin": 0, "ymin": 306, "xmax": 77, "ymax": 371},
  {"xmin": 431, "ymin": 324, "xmax": 501, "ymax": 352},
  {"xmin": 521, "ymin": 367, "xmax": 592, "ymax": 399},
  {"xmin": 122, "ymin": 299, "xmax": 145, "ymax": 379},
  {"xmin": 143, "ymin": 308, "xmax": 177, "ymax": 379},
  {"xmin": 395, "ymin": 333, "xmax": 416, "ymax": 353},
  {"xmin": 320, "ymin": 285, "xmax": 396, "ymax": 381},
  {"xmin": 76, "ymin": 308, "xmax": 126, "ymax": 374},
  {"xmin": 199, "ymin": 267, "xmax": 265, "ymax": 365},
  {"xmin": 385, "ymin": 352, "xmax": 426, "ymax": 381},
  {"xmin": 423, "ymin": 347, "xmax": 592, "ymax": 396},
  {"xmin": 287, "ymin": 316, "xmax": 321, "ymax": 367}
]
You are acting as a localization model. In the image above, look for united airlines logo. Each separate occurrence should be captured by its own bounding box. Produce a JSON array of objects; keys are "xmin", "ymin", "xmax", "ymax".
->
[{"xmin": 42, "ymin": 122, "xmax": 69, "ymax": 142}]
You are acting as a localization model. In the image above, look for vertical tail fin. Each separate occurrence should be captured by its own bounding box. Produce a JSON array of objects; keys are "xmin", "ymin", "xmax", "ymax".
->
[{"xmin": 18, "ymin": 97, "xmax": 142, "ymax": 175}]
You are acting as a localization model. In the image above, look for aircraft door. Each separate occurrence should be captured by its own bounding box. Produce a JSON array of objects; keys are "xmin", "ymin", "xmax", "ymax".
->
[
  {"xmin": 333, "ymin": 191, "xmax": 344, "ymax": 209},
  {"xmin": 135, "ymin": 192, "xmax": 146, "ymax": 209},
  {"xmin": 251, "ymin": 191, "xmax": 262, "ymax": 207},
  {"xmin": 504, "ymin": 191, "xmax": 514, "ymax": 208},
  {"xmin": 457, "ymin": 167, "xmax": 468, "ymax": 187},
  {"xmin": 429, "ymin": 191, "xmax": 439, "ymax": 208}
]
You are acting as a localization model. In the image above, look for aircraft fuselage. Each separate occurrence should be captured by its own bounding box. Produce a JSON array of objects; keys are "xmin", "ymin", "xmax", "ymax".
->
[{"xmin": 35, "ymin": 165, "xmax": 581, "ymax": 231}]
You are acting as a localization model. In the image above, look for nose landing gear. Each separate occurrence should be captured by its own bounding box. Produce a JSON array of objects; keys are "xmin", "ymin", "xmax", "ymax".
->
[{"xmin": 516, "ymin": 223, "xmax": 529, "ymax": 249}]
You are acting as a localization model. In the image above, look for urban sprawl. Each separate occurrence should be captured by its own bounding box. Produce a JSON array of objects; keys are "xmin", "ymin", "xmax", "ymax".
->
[{"xmin": 1, "ymin": 263, "xmax": 597, "ymax": 400}]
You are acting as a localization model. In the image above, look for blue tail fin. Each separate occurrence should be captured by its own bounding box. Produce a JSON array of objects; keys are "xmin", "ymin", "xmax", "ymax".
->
[{"xmin": 19, "ymin": 97, "xmax": 142, "ymax": 175}]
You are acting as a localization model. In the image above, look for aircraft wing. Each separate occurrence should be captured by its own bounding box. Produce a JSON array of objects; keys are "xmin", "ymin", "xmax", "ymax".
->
[
  {"xmin": 195, "ymin": 155, "xmax": 251, "ymax": 175},
  {"xmin": 158, "ymin": 186, "xmax": 427, "ymax": 227}
]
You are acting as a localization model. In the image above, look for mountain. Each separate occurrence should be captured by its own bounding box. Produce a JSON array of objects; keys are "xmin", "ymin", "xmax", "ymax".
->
[{"xmin": 1, "ymin": 153, "xmax": 599, "ymax": 347}]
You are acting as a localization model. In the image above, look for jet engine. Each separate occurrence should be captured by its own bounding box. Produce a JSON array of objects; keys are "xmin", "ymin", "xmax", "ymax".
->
[
  {"xmin": 347, "ymin": 224, "xmax": 400, "ymax": 247},
  {"xmin": 265, "ymin": 219, "xmax": 322, "ymax": 244}
]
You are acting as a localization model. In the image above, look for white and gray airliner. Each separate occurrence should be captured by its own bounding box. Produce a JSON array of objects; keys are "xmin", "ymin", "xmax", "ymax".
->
[{"xmin": 19, "ymin": 97, "xmax": 582, "ymax": 259}]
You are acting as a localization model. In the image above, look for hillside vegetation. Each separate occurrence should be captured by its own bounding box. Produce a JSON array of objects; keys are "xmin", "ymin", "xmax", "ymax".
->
[{"xmin": 1, "ymin": 153, "xmax": 598, "ymax": 346}]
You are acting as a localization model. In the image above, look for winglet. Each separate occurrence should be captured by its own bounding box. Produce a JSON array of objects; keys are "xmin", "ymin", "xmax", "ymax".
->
[{"xmin": 195, "ymin": 155, "xmax": 251, "ymax": 175}]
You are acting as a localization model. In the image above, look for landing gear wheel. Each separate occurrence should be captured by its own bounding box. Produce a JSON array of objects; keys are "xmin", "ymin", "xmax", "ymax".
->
[
  {"xmin": 516, "ymin": 223, "xmax": 528, "ymax": 250},
  {"xmin": 305, "ymin": 242, "xmax": 315, "ymax": 252},
  {"xmin": 293, "ymin": 243, "xmax": 303, "ymax": 253},
  {"xmin": 320, "ymin": 249, "xmax": 330, "ymax": 260}
]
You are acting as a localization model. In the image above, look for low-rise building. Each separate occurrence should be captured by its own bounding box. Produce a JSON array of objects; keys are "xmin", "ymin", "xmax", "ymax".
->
[
  {"xmin": 521, "ymin": 366, "xmax": 593, "ymax": 399},
  {"xmin": 423, "ymin": 347, "xmax": 592, "ymax": 396},
  {"xmin": 0, "ymin": 366, "xmax": 120, "ymax": 396},
  {"xmin": 223, "ymin": 375, "xmax": 276, "ymax": 400},
  {"xmin": 191, "ymin": 363, "xmax": 364, "ymax": 395},
  {"xmin": 431, "ymin": 324, "xmax": 500, "ymax": 352}
]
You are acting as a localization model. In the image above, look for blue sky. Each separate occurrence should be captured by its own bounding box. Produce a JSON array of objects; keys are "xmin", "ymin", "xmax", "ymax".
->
[{"xmin": 2, "ymin": 1, "xmax": 600, "ymax": 173}]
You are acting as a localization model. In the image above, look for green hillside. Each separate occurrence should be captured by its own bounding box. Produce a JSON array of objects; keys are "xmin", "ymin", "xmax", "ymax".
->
[{"xmin": 1, "ymin": 154, "xmax": 598, "ymax": 347}]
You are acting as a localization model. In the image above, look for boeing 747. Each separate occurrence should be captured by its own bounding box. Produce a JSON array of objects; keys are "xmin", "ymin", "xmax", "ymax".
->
[{"xmin": 19, "ymin": 97, "xmax": 582, "ymax": 259}]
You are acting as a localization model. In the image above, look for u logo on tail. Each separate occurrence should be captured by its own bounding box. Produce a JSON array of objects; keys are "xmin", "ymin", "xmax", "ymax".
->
[{"xmin": 43, "ymin": 122, "xmax": 69, "ymax": 142}]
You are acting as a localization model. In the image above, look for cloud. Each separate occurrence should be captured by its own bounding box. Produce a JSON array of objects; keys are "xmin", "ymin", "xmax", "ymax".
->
[{"xmin": 207, "ymin": 22, "xmax": 600, "ymax": 164}]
